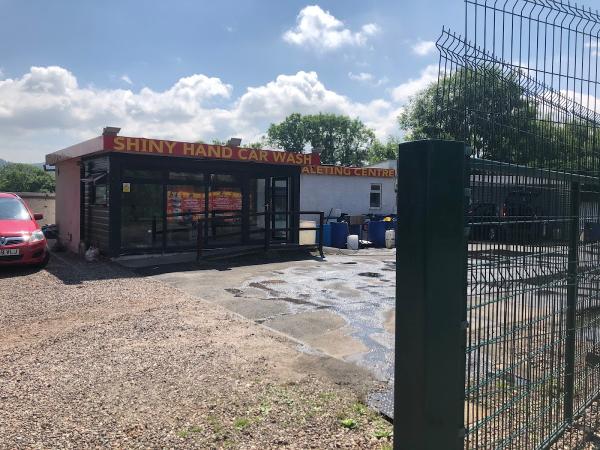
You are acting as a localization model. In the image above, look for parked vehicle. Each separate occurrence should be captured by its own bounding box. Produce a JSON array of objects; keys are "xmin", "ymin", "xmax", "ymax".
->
[
  {"xmin": 468, "ymin": 202, "xmax": 500, "ymax": 241},
  {"xmin": 501, "ymin": 189, "xmax": 556, "ymax": 242},
  {"xmin": 469, "ymin": 186, "xmax": 567, "ymax": 243},
  {"xmin": 0, "ymin": 193, "xmax": 49, "ymax": 266}
]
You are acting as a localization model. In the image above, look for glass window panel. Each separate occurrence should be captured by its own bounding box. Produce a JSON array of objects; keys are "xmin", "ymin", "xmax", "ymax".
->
[
  {"xmin": 370, "ymin": 192, "xmax": 381, "ymax": 208},
  {"xmin": 165, "ymin": 185, "xmax": 205, "ymax": 248},
  {"xmin": 122, "ymin": 169, "xmax": 163, "ymax": 180},
  {"xmin": 93, "ymin": 184, "xmax": 107, "ymax": 205},
  {"xmin": 249, "ymin": 178, "xmax": 267, "ymax": 238},
  {"xmin": 207, "ymin": 174, "xmax": 242, "ymax": 245},
  {"xmin": 272, "ymin": 178, "xmax": 289, "ymax": 240},
  {"xmin": 169, "ymin": 171, "xmax": 204, "ymax": 183},
  {"xmin": 121, "ymin": 183, "xmax": 163, "ymax": 250}
]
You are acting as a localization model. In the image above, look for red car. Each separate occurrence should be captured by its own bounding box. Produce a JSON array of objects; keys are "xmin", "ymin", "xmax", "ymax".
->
[{"xmin": 0, "ymin": 193, "xmax": 49, "ymax": 266}]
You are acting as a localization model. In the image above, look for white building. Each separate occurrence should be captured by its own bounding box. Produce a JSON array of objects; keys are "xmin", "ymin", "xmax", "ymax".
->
[{"xmin": 300, "ymin": 164, "xmax": 396, "ymax": 218}]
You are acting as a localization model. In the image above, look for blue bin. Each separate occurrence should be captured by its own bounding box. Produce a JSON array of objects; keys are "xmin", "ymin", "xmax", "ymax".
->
[
  {"xmin": 368, "ymin": 221, "xmax": 387, "ymax": 247},
  {"xmin": 318, "ymin": 223, "xmax": 332, "ymax": 247},
  {"xmin": 331, "ymin": 222, "xmax": 349, "ymax": 249},
  {"xmin": 584, "ymin": 222, "xmax": 600, "ymax": 242}
]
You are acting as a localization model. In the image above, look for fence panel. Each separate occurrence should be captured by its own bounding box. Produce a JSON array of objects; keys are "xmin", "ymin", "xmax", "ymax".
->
[
  {"xmin": 428, "ymin": 1, "xmax": 600, "ymax": 447},
  {"xmin": 396, "ymin": 1, "xmax": 600, "ymax": 447}
]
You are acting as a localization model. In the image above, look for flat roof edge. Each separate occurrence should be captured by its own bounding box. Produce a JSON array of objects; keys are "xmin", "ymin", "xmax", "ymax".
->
[{"xmin": 45, "ymin": 136, "xmax": 105, "ymax": 165}]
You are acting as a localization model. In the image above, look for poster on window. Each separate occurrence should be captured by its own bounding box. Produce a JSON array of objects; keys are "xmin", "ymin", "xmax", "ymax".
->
[
  {"xmin": 167, "ymin": 187, "xmax": 205, "ymax": 222},
  {"xmin": 210, "ymin": 189, "xmax": 242, "ymax": 223},
  {"xmin": 210, "ymin": 189, "xmax": 242, "ymax": 211}
]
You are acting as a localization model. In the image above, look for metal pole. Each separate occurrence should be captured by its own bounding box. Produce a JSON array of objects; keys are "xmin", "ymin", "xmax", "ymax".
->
[
  {"xmin": 319, "ymin": 212, "xmax": 324, "ymax": 258},
  {"xmin": 151, "ymin": 216, "xmax": 156, "ymax": 245},
  {"xmin": 264, "ymin": 208, "xmax": 271, "ymax": 252},
  {"xmin": 395, "ymin": 140, "xmax": 468, "ymax": 450},
  {"xmin": 196, "ymin": 219, "xmax": 203, "ymax": 262},
  {"xmin": 564, "ymin": 181, "xmax": 580, "ymax": 422}
]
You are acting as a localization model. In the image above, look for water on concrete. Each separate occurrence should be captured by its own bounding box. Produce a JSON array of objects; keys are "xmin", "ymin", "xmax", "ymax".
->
[{"xmin": 143, "ymin": 249, "xmax": 397, "ymax": 418}]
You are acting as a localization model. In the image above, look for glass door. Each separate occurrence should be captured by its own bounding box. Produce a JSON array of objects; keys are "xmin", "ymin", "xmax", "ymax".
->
[
  {"xmin": 271, "ymin": 177, "xmax": 289, "ymax": 240},
  {"xmin": 121, "ymin": 183, "xmax": 164, "ymax": 251},
  {"xmin": 248, "ymin": 177, "xmax": 268, "ymax": 242}
]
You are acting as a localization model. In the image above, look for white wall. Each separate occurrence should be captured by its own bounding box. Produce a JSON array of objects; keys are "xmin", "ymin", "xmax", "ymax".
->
[
  {"xmin": 55, "ymin": 159, "xmax": 81, "ymax": 253},
  {"xmin": 15, "ymin": 192, "xmax": 55, "ymax": 226},
  {"xmin": 300, "ymin": 174, "xmax": 396, "ymax": 217}
]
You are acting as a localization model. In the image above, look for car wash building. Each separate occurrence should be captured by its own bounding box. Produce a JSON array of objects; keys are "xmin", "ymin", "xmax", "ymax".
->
[{"xmin": 46, "ymin": 130, "xmax": 396, "ymax": 257}]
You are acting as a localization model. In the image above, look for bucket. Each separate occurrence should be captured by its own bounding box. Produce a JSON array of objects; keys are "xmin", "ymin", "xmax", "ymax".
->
[
  {"xmin": 331, "ymin": 222, "xmax": 349, "ymax": 249},
  {"xmin": 369, "ymin": 221, "xmax": 387, "ymax": 248},
  {"xmin": 299, "ymin": 220, "xmax": 317, "ymax": 245},
  {"xmin": 385, "ymin": 229, "xmax": 395, "ymax": 249},
  {"xmin": 347, "ymin": 234, "xmax": 359, "ymax": 250}
]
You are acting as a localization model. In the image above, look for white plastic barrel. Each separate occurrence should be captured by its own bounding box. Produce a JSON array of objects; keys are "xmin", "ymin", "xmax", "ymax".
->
[
  {"xmin": 299, "ymin": 220, "xmax": 317, "ymax": 245},
  {"xmin": 385, "ymin": 229, "xmax": 395, "ymax": 249},
  {"xmin": 347, "ymin": 234, "xmax": 359, "ymax": 250}
]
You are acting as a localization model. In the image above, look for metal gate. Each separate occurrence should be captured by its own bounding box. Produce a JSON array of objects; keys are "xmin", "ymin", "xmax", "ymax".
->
[{"xmin": 395, "ymin": 1, "xmax": 600, "ymax": 449}]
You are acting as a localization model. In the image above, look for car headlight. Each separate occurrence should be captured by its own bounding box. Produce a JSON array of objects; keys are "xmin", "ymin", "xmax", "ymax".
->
[{"xmin": 28, "ymin": 230, "xmax": 45, "ymax": 243}]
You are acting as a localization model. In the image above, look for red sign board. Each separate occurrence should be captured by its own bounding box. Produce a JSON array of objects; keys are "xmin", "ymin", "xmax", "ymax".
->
[{"xmin": 104, "ymin": 136, "xmax": 320, "ymax": 166}]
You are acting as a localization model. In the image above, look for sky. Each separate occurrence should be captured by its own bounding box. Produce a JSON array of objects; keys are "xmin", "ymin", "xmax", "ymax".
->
[{"xmin": 0, "ymin": 0, "xmax": 464, "ymax": 163}]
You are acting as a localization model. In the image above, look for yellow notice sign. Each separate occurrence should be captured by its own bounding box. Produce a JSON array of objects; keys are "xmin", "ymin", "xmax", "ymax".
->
[{"xmin": 122, "ymin": 183, "xmax": 131, "ymax": 193}]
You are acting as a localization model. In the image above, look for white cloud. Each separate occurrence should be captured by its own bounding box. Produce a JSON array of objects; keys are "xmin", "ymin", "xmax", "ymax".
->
[
  {"xmin": 412, "ymin": 40, "xmax": 436, "ymax": 56},
  {"xmin": 560, "ymin": 89, "xmax": 600, "ymax": 114},
  {"xmin": 120, "ymin": 74, "xmax": 132, "ymax": 85},
  {"xmin": 0, "ymin": 66, "xmax": 233, "ymax": 161},
  {"xmin": 348, "ymin": 72, "xmax": 388, "ymax": 87},
  {"xmin": 585, "ymin": 40, "xmax": 599, "ymax": 56},
  {"xmin": 348, "ymin": 72, "xmax": 374, "ymax": 82},
  {"xmin": 0, "ymin": 65, "xmax": 441, "ymax": 162},
  {"xmin": 391, "ymin": 64, "xmax": 438, "ymax": 102},
  {"xmin": 283, "ymin": 5, "xmax": 379, "ymax": 51},
  {"xmin": 232, "ymin": 71, "xmax": 398, "ymax": 139}
]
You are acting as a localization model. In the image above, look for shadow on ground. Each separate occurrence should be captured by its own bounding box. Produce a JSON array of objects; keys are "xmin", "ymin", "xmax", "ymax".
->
[{"xmin": 131, "ymin": 249, "xmax": 323, "ymax": 276}]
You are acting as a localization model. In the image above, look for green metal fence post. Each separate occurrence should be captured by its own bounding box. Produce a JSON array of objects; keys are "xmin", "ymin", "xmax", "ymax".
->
[
  {"xmin": 564, "ymin": 181, "xmax": 580, "ymax": 422},
  {"xmin": 395, "ymin": 140, "xmax": 468, "ymax": 450}
]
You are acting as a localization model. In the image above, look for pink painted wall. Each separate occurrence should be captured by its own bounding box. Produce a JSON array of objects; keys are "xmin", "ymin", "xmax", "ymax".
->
[{"xmin": 55, "ymin": 159, "xmax": 80, "ymax": 253}]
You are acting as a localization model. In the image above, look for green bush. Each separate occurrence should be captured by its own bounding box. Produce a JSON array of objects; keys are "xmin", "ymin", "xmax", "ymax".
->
[{"xmin": 0, "ymin": 163, "xmax": 55, "ymax": 193}]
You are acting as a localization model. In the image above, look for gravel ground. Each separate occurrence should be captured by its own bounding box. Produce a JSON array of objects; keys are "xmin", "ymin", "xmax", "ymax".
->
[{"xmin": 0, "ymin": 253, "xmax": 393, "ymax": 449}]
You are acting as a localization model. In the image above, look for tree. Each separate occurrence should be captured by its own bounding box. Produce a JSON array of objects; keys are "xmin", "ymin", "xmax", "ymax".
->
[
  {"xmin": 197, "ymin": 138, "xmax": 265, "ymax": 149},
  {"xmin": 266, "ymin": 113, "xmax": 307, "ymax": 153},
  {"xmin": 244, "ymin": 137, "xmax": 266, "ymax": 149},
  {"xmin": 267, "ymin": 113, "xmax": 376, "ymax": 166},
  {"xmin": 398, "ymin": 67, "xmax": 600, "ymax": 172},
  {"xmin": 399, "ymin": 68, "xmax": 541, "ymax": 162},
  {"xmin": 0, "ymin": 163, "xmax": 55, "ymax": 193},
  {"xmin": 367, "ymin": 136, "xmax": 402, "ymax": 164}
]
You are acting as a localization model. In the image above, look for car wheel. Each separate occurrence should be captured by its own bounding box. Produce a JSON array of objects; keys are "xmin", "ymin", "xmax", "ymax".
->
[{"xmin": 36, "ymin": 252, "xmax": 50, "ymax": 269}]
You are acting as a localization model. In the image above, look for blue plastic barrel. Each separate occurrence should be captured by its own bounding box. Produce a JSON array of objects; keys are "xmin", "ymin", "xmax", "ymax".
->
[
  {"xmin": 368, "ymin": 221, "xmax": 387, "ymax": 247},
  {"xmin": 318, "ymin": 223, "xmax": 332, "ymax": 247},
  {"xmin": 330, "ymin": 222, "xmax": 349, "ymax": 249}
]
